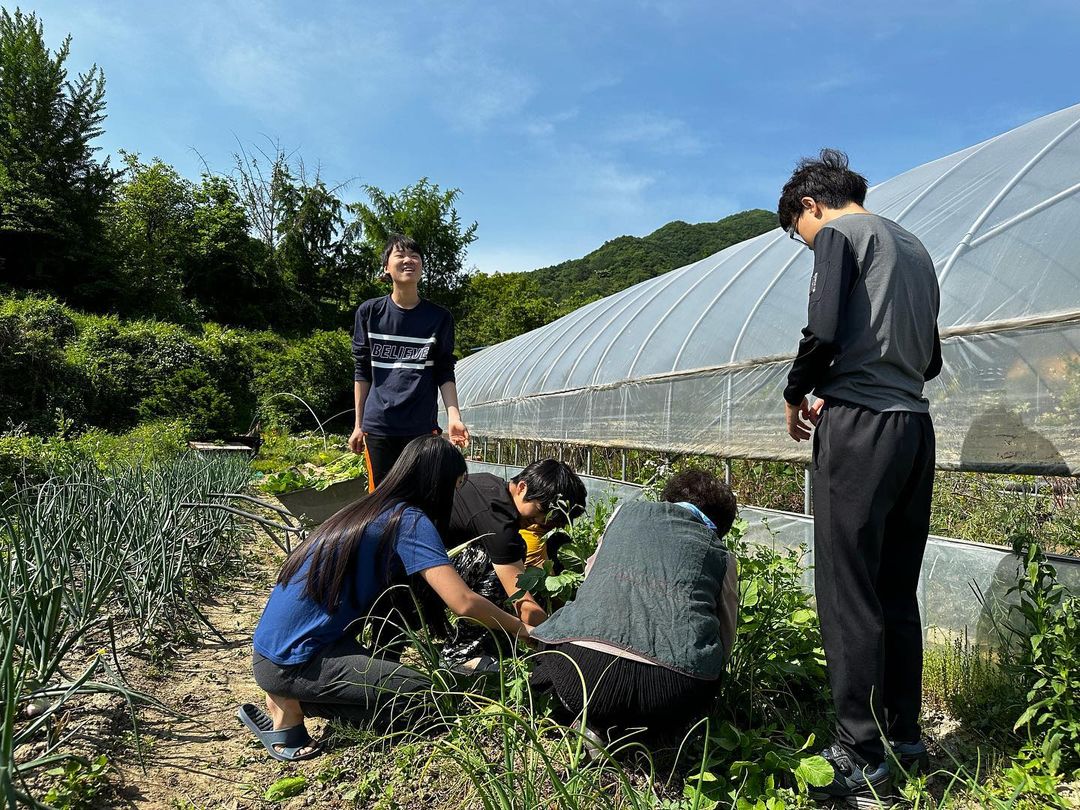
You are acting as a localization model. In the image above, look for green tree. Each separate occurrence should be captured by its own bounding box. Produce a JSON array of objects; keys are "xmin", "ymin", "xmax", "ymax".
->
[
  {"xmin": 0, "ymin": 8, "xmax": 116, "ymax": 303},
  {"xmin": 103, "ymin": 152, "xmax": 196, "ymax": 320},
  {"xmin": 348, "ymin": 179, "xmax": 478, "ymax": 318},
  {"xmin": 188, "ymin": 174, "xmax": 279, "ymax": 328},
  {"xmin": 103, "ymin": 154, "xmax": 287, "ymax": 328},
  {"xmin": 456, "ymin": 272, "xmax": 562, "ymax": 355},
  {"xmin": 231, "ymin": 142, "xmax": 371, "ymax": 329}
]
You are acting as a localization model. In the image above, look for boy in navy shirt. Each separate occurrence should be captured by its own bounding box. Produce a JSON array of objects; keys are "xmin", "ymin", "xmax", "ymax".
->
[{"xmin": 349, "ymin": 235, "xmax": 470, "ymax": 489}]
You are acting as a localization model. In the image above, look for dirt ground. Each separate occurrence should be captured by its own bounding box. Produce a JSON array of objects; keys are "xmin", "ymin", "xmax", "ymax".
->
[
  {"xmin": 61, "ymin": 526, "xmax": 1077, "ymax": 810},
  {"xmin": 105, "ymin": 534, "xmax": 338, "ymax": 810}
]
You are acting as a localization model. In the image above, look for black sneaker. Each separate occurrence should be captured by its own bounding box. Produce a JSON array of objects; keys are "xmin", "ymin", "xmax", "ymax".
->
[
  {"xmin": 810, "ymin": 743, "xmax": 897, "ymax": 808},
  {"xmin": 888, "ymin": 738, "xmax": 929, "ymax": 773}
]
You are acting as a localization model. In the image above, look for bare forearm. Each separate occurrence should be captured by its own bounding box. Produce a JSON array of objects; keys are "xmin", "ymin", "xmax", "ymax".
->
[
  {"xmin": 493, "ymin": 562, "xmax": 546, "ymax": 624},
  {"xmin": 518, "ymin": 599, "xmax": 548, "ymax": 626},
  {"xmin": 439, "ymin": 381, "xmax": 461, "ymax": 421},
  {"xmin": 460, "ymin": 593, "xmax": 529, "ymax": 640}
]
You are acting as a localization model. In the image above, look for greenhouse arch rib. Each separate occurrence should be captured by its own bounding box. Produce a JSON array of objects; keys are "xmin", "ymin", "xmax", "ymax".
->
[
  {"xmin": 496, "ymin": 297, "xmax": 602, "ymax": 400},
  {"xmin": 671, "ymin": 232, "xmax": 786, "ymax": 370},
  {"xmin": 569, "ymin": 271, "xmax": 669, "ymax": 386},
  {"xmin": 456, "ymin": 103, "xmax": 1080, "ymax": 476},
  {"xmin": 937, "ymin": 113, "xmax": 1080, "ymax": 286},
  {"xmin": 968, "ymin": 179, "xmax": 1080, "ymax": 248},
  {"xmin": 891, "ymin": 137, "xmax": 998, "ymax": 223},
  {"xmin": 621, "ymin": 254, "xmax": 729, "ymax": 379},
  {"xmin": 727, "ymin": 248, "xmax": 803, "ymax": 363},
  {"xmin": 548, "ymin": 262, "xmax": 687, "ymax": 391}
]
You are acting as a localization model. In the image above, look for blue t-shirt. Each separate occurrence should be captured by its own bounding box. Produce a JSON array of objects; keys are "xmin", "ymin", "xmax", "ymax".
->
[{"xmin": 253, "ymin": 506, "xmax": 451, "ymax": 666}]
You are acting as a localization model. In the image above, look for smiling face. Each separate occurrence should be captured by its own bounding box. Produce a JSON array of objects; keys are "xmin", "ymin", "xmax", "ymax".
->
[{"xmin": 384, "ymin": 245, "xmax": 423, "ymax": 286}]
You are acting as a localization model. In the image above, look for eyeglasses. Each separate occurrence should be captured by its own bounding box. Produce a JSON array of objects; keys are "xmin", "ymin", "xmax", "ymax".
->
[{"xmin": 787, "ymin": 217, "xmax": 809, "ymax": 248}]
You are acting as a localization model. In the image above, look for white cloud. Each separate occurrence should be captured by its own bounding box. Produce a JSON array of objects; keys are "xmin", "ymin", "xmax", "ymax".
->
[
  {"xmin": 603, "ymin": 112, "xmax": 706, "ymax": 156},
  {"xmin": 181, "ymin": 1, "xmax": 393, "ymax": 114},
  {"xmin": 421, "ymin": 33, "xmax": 537, "ymax": 133},
  {"xmin": 562, "ymin": 147, "xmax": 659, "ymax": 221},
  {"xmin": 521, "ymin": 108, "xmax": 579, "ymax": 138},
  {"xmin": 580, "ymin": 70, "xmax": 623, "ymax": 94}
]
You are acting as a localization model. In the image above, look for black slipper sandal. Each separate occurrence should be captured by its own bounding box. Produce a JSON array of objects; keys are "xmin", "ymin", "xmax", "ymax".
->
[{"xmin": 236, "ymin": 703, "xmax": 320, "ymax": 762}]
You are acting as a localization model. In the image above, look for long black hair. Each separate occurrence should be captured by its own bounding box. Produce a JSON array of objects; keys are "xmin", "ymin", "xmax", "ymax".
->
[{"xmin": 277, "ymin": 435, "xmax": 467, "ymax": 614}]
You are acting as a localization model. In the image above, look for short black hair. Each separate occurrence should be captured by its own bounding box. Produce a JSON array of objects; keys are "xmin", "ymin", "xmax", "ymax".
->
[
  {"xmin": 660, "ymin": 468, "xmax": 737, "ymax": 538},
  {"xmin": 511, "ymin": 459, "xmax": 587, "ymax": 528},
  {"xmin": 776, "ymin": 148, "xmax": 868, "ymax": 232},
  {"xmin": 381, "ymin": 234, "xmax": 424, "ymax": 268}
]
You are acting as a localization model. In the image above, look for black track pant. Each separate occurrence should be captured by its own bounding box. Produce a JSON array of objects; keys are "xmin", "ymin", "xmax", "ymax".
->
[
  {"xmin": 811, "ymin": 400, "xmax": 935, "ymax": 765},
  {"xmin": 529, "ymin": 643, "xmax": 719, "ymax": 743},
  {"xmin": 363, "ymin": 433, "xmax": 436, "ymax": 491}
]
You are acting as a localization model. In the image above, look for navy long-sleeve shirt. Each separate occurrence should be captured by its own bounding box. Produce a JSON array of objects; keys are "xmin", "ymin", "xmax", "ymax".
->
[{"xmin": 352, "ymin": 295, "xmax": 457, "ymax": 436}]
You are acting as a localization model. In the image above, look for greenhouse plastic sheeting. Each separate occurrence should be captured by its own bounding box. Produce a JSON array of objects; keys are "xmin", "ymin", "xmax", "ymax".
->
[
  {"xmin": 467, "ymin": 461, "xmax": 1080, "ymax": 645},
  {"xmin": 457, "ymin": 104, "xmax": 1080, "ymax": 475}
]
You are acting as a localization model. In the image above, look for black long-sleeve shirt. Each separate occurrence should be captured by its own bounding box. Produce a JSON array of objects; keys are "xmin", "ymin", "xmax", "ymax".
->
[
  {"xmin": 785, "ymin": 216, "xmax": 942, "ymax": 411},
  {"xmin": 784, "ymin": 228, "xmax": 860, "ymax": 406}
]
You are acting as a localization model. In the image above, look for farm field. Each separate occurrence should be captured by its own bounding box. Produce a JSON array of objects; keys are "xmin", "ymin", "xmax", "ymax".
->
[
  {"xmin": 3, "ymin": 431, "xmax": 1078, "ymax": 809},
  {"xmin": 3, "ymin": 7, "xmax": 1080, "ymax": 807}
]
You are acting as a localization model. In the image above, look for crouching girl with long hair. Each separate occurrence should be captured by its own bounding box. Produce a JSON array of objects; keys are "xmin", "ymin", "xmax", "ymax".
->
[{"xmin": 238, "ymin": 435, "xmax": 531, "ymax": 761}]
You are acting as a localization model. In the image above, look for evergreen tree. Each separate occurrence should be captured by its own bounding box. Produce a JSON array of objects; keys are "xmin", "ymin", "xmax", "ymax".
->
[{"xmin": 0, "ymin": 9, "xmax": 115, "ymax": 302}]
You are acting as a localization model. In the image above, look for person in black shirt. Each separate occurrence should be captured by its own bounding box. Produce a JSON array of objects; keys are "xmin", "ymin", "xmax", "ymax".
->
[
  {"xmin": 442, "ymin": 460, "xmax": 587, "ymax": 670},
  {"xmin": 779, "ymin": 149, "xmax": 940, "ymax": 806},
  {"xmin": 349, "ymin": 235, "xmax": 470, "ymax": 490}
]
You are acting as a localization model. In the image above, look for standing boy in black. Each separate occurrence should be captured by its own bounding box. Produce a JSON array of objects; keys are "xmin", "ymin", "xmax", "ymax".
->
[
  {"xmin": 778, "ymin": 149, "xmax": 941, "ymax": 807},
  {"xmin": 349, "ymin": 235, "xmax": 470, "ymax": 489}
]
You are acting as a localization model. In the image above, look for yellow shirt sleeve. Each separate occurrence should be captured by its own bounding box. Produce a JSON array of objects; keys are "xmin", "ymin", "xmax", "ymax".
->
[{"xmin": 520, "ymin": 527, "xmax": 548, "ymax": 569}]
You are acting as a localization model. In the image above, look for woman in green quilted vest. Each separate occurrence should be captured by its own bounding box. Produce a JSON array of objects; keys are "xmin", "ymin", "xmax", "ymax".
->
[{"xmin": 530, "ymin": 469, "xmax": 738, "ymax": 743}]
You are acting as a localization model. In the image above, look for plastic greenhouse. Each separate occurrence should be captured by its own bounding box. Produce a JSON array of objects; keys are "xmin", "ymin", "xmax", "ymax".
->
[
  {"xmin": 456, "ymin": 104, "xmax": 1080, "ymax": 642},
  {"xmin": 457, "ymin": 103, "xmax": 1080, "ymax": 477}
]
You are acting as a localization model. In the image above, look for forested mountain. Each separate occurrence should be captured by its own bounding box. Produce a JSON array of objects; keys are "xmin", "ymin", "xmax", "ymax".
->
[
  {"xmin": 456, "ymin": 209, "xmax": 778, "ymax": 352},
  {"xmin": 529, "ymin": 208, "xmax": 777, "ymax": 303}
]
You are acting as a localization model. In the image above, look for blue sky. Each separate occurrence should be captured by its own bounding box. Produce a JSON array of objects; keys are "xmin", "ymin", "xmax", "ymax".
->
[{"xmin": 39, "ymin": 0, "xmax": 1080, "ymax": 274}]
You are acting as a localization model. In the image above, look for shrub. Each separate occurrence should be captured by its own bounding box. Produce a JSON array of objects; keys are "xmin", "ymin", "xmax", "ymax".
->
[
  {"xmin": 1005, "ymin": 529, "xmax": 1080, "ymax": 781},
  {"xmin": 0, "ymin": 294, "xmax": 77, "ymax": 341},
  {"xmin": 0, "ymin": 292, "xmax": 356, "ymax": 438},
  {"xmin": 0, "ymin": 296, "xmax": 85, "ymax": 431},
  {"xmin": 199, "ymin": 323, "xmax": 281, "ymax": 431},
  {"xmin": 250, "ymin": 329, "xmax": 353, "ymax": 430},
  {"xmin": 136, "ymin": 365, "xmax": 236, "ymax": 436},
  {"xmin": 65, "ymin": 315, "xmax": 204, "ymax": 430},
  {"xmin": 0, "ymin": 419, "xmax": 192, "ymax": 492}
]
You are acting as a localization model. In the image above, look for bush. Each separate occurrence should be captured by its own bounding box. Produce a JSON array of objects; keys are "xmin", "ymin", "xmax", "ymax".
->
[
  {"xmin": 0, "ymin": 295, "xmax": 85, "ymax": 431},
  {"xmin": 0, "ymin": 292, "xmax": 355, "ymax": 438},
  {"xmin": 137, "ymin": 365, "xmax": 237, "ymax": 436},
  {"xmin": 199, "ymin": 323, "xmax": 280, "ymax": 431},
  {"xmin": 250, "ymin": 329, "xmax": 353, "ymax": 431},
  {"xmin": 0, "ymin": 418, "xmax": 192, "ymax": 492},
  {"xmin": 65, "ymin": 315, "xmax": 204, "ymax": 430}
]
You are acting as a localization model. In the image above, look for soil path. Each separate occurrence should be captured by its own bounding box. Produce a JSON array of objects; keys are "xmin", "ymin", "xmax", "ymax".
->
[{"xmin": 110, "ymin": 533, "xmax": 333, "ymax": 810}]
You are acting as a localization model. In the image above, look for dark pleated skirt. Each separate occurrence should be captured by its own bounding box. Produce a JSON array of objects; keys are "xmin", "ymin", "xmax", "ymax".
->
[{"xmin": 529, "ymin": 642, "xmax": 719, "ymax": 741}]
